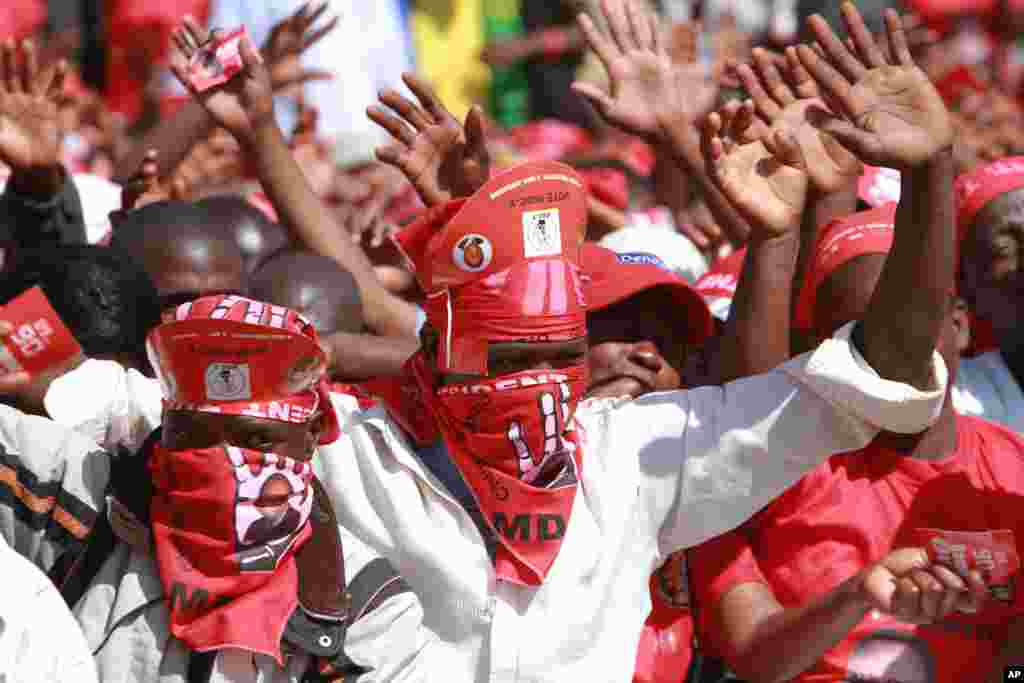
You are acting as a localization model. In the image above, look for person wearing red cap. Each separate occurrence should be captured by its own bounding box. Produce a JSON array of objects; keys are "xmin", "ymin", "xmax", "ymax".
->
[
  {"xmin": 0, "ymin": 292, "xmax": 434, "ymax": 682},
  {"xmin": 953, "ymin": 157, "xmax": 1024, "ymax": 433},
  {"xmin": 688, "ymin": 201, "xmax": 1024, "ymax": 682}
]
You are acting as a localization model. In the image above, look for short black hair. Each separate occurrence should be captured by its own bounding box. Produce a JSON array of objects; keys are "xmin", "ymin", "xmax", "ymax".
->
[{"xmin": 0, "ymin": 245, "xmax": 162, "ymax": 356}]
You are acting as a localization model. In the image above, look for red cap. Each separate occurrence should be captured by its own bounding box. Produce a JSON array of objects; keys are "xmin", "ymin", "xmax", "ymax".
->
[
  {"xmin": 393, "ymin": 161, "xmax": 588, "ymax": 375},
  {"xmin": 582, "ymin": 243, "xmax": 712, "ymax": 347},
  {"xmin": 695, "ymin": 248, "xmax": 747, "ymax": 323},
  {"xmin": 955, "ymin": 156, "xmax": 1024, "ymax": 243},
  {"xmin": 579, "ymin": 167, "xmax": 629, "ymax": 211},
  {"xmin": 795, "ymin": 203, "xmax": 897, "ymax": 334},
  {"xmin": 146, "ymin": 295, "xmax": 340, "ymax": 445}
]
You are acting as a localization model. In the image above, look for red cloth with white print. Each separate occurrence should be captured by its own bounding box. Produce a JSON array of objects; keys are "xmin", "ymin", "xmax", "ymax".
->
[
  {"xmin": 149, "ymin": 445, "xmax": 314, "ymax": 663},
  {"xmin": 690, "ymin": 414, "xmax": 1024, "ymax": 682},
  {"xmin": 955, "ymin": 156, "xmax": 1024, "ymax": 242},
  {"xmin": 146, "ymin": 294, "xmax": 339, "ymax": 443},
  {"xmin": 394, "ymin": 161, "xmax": 590, "ymax": 585}
]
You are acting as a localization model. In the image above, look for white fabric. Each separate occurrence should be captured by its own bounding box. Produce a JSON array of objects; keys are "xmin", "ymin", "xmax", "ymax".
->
[
  {"xmin": 315, "ymin": 321, "xmax": 947, "ymax": 682},
  {"xmin": 953, "ymin": 350, "xmax": 1024, "ymax": 434},
  {"xmin": 0, "ymin": 534, "xmax": 98, "ymax": 683},
  {"xmin": 205, "ymin": 0, "xmax": 413, "ymax": 162},
  {"xmin": 72, "ymin": 173, "xmax": 121, "ymax": 245},
  {"xmin": 44, "ymin": 359, "xmax": 163, "ymax": 452},
  {"xmin": 599, "ymin": 217, "xmax": 709, "ymax": 285}
]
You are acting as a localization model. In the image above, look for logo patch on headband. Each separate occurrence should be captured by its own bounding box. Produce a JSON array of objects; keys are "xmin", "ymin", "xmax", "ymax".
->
[
  {"xmin": 453, "ymin": 234, "xmax": 494, "ymax": 272},
  {"xmin": 522, "ymin": 209, "xmax": 561, "ymax": 258},
  {"xmin": 205, "ymin": 362, "xmax": 252, "ymax": 401}
]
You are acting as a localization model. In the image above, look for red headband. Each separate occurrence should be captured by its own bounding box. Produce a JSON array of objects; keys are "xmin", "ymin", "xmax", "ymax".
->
[
  {"xmin": 955, "ymin": 157, "xmax": 1024, "ymax": 244},
  {"xmin": 145, "ymin": 295, "xmax": 340, "ymax": 444},
  {"xmin": 394, "ymin": 161, "xmax": 588, "ymax": 375},
  {"xmin": 795, "ymin": 203, "xmax": 897, "ymax": 334}
]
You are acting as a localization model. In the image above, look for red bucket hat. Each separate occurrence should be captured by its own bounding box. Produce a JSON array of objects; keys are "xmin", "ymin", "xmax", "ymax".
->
[
  {"xmin": 393, "ymin": 161, "xmax": 589, "ymax": 376},
  {"xmin": 145, "ymin": 294, "xmax": 340, "ymax": 445},
  {"xmin": 581, "ymin": 243, "xmax": 712, "ymax": 347}
]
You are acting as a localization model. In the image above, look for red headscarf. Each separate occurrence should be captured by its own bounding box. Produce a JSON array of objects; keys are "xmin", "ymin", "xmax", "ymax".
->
[
  {"xmin": 394, "ymin": 161, "xmax": 590, "ymax": 586},
  {"xmin": 955, "ymin": 156, "xmax": 1024, "ymax": 243},
  {"xmin": 795, "ymin": 204, "xmax": 897, "ymax": 335}
]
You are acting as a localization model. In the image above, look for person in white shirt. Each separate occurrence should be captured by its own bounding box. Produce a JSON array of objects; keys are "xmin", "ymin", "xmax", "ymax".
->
[{"xmin": 952, "ymin": 156, "xmax": 1024, "ymax": 434}]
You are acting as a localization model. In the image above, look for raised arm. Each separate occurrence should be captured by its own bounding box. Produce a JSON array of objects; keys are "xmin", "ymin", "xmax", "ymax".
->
[
  {"xmin": 797, "ymin": 2, "xmax": 955, "ymax": 389},
  {"xmin": 114, "ymin": 3, "xmax": 337, "ymax": 184},
  {"xmin": 167, "ymin": 24, "xmax": 420, "ymax": 339}
]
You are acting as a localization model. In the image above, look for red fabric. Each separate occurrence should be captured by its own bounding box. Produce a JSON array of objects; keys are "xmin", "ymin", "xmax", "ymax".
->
[
  {"xmin": 794, "ymin": 203, "xmax": 897, "ymax": 335},
  {"xmin": 967, "ymin": 311, "xmax": 998, "ymax": 356},
  {"xmin": 149, "ymin": 444, "xmax": 314, "ymax": 663},
  {"xmin": 414, "ymin": 356, "xmax": 587, "ymax": 585},
  {"xmin": 634, "ymin": 551, "xmax": 695, "ymax": 682},
  {"xmin": 508, "ymin": 121, "xmax": 592, "ymax": 162},
  {"xmin": 393, "ymin": 161, "xmax": 588, "ymax": 375},
  {"xmin": 579, "ymin": 167, "xmax": 630, "ymax": 211},
  {"xmin": 695, "ymin": 247, "xmax": 747, "ymax": 322},
  {"xmin": 582, "ymin": 243, "xmax": 712, "ymax": 346},
  {"xmin": 955, "ymin": 157, "xmax": 1024, "ymax": 243},
  {"xmin": 0, "ymin": 1, "xmax": 45, "ymax": 40},
  {"xmin": 690, "ymin": 415, "xmax": 1024, "ymax": 682},
  {"xmin": 146, "ymin": 295, "xmax": 339, "ymax": 444}
]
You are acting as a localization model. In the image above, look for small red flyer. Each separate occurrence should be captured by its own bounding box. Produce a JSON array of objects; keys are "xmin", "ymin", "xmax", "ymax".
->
[
  {"xmin": 188, "ymin": 26, "xmax": 248, "ymax": 93},
  {"xmin": 0, "ymin": 287, "xmax": 82, "ymax": 378},
  {"xmin": 911, "ymin": 528, "xmax": 1020, "ymax": 603}
]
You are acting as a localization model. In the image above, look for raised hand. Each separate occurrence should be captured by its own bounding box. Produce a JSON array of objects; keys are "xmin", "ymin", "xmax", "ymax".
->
[
  {"xmin": 168, "ymin": 18, "xmax": 275, "ymax": 142},
  {"xmin": 120, "ymin": 149, "xmax": 174, "ymax": 211},
  {"xmin": 367, "ymin": 73, "xmax": 490, "ymax": 207},
  {"xmin": 701, "ymin": 101, "xmax": 808, "ymax": 239},
  {"xmin": 734, "ymin": 47, "xmax": 862, "ymax": 193},
  {"xmin": 0, "ymin": 40, "xmax": 66, "ymax": 187},
  {"xmin": 261, "ymin": 1, "xmax": 337, "ymax": 93},
  {"xmin": 796, "ymin": 2, "xmax": 952, "ymax": 170},
  {"xmin": 572, "ymin": 0, "xmax": 717, "ymax": 137},
  {"xmin": 858, "ymin": 548, "xmax": 988, "ymax": 624}
]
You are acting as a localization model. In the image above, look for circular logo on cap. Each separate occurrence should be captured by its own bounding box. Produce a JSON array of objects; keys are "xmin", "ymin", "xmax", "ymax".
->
[
  {"xmin": 205, "ymin": 362, "xmax": 252, "ymax": 401},
  {"xmin": 453, "ymin": 234, "xmax": 493, "ymax": 272}
]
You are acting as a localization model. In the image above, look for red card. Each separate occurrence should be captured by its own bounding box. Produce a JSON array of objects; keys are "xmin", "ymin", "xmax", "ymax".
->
[
  {"xmin": 911, "ymin": 528, "xmax": 1020, "ymax": 603},
  {"xmin": 187, "ymin": 26, "xmax": 248, "ymax": 93},
  {"xmin": 0, "ymin": 287, "xmax": 82, "ymax": 378}
]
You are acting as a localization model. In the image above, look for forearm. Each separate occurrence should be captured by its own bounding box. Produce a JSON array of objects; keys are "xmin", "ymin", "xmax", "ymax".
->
[
  {"xmin": 718, "ymin": 232, "xmax": 798, "ymax": 382},
  {"xmin": 113, "ymin": 100, "xmax": 215, "ymax": 184},
  {"xmin": 656, "ymin": 114, "xmax": 751, "ymax": 245},
  {"xmin": 326, "ymin": 333, "xmax": 419, "ymax": 382},
  {"xmin": 791, "ymin": 184, "xmax": 858, "ymax": 354},
  {"xmin": 855, "ymin": 148, "xmax": 955, "ymax": 388},
  {"xmin": 242, "ymin": 122, "xmax": 419, "ymax": 338},
  {"xmin": 728, "ymin": 577, "xmax": 871, "ymax": 683},
  {"xmin": 0, "ymin": 166, "xmax": 88, "ymax": 247}
]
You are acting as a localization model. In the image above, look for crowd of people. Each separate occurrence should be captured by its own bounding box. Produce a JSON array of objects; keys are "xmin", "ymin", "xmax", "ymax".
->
[{"xmin": 1, "ymin": 0, "xmax": 1024, "ymax": 682}]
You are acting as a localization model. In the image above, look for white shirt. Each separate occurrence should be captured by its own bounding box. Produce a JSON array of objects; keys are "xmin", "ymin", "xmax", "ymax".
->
[
  {"xmin": 953, "ymin": 350, "xmax": 1024, "ymax": 434},
  {"xmin": 314, "ymin": 322, "xmax": 948, "ymax": 682},
  {"xmin": 205, "ymin": 0, "xmax": 413, "ymax": 163},
  {"xmin": 0, "ymin": 535, "xmax": 98, "ymax": 683}
]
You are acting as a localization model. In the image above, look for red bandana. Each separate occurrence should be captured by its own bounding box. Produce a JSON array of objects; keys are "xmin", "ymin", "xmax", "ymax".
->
[
  {"xmin": 394, "ymin": 161, "xmax": 589, "ymax": 584},
  {"xmin": 144, "ymin": 294, "xmax": 339, "ymax": 661},
  {"xmin": 955, "ymin": 156, "xmax": 1024, "ymax": 243},
  {"xmin": 149, "ymin": 446, "xmax": 314, "ymax": 663}
]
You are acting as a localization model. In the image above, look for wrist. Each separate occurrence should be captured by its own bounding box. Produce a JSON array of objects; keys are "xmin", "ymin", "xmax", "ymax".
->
[
  {"xmin": 845, "ymin": 571, "xmax": 877, "ymax": 614},
  {"xmin": 241, "ymin": 118, "xmax": 284, "ymax": 150}
]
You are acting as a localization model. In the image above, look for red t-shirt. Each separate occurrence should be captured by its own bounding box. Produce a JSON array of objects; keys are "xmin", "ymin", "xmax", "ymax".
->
[
  {"xmin": 690, "ymin": 414, "xmax": 1024, "ymax": 682},
  {"xmin": 634, "ymin": 551, "xmax": 694, "ymax": 683}
]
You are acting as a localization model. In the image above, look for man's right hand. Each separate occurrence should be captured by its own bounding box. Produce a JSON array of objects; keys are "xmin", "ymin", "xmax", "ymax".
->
[
  {"xmin": 857, "ymin": 547, "xmax": 988, "ymax": 623},
  {"xmin": 0, "ymin": 40, "xmax": 67, "ymax": 196}
]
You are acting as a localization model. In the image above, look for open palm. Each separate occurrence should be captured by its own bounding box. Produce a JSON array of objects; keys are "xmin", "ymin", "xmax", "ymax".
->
[{"xmin": 0, "ymin": 42, "xmax": 65, "ymax": 171}]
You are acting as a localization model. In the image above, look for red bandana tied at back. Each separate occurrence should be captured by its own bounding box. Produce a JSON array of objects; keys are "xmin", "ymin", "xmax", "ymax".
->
[
  {"xmin": 395, "ymin": 161, "xmax": 588, "ymax": 585},
  {"xmin": 145, "ymin": 294, "xmax": 339, "ymax": 662}
]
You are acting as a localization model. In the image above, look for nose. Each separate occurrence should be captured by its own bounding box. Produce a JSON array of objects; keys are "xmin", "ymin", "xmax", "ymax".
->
[{"xmin": 627, "ymin": 341, "xmax": 665, "ymax": 373}]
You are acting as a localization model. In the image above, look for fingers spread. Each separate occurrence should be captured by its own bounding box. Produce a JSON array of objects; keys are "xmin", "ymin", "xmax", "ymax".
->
[
  {"xmin": 806, "ymin": 12, "xmax": 866, "ymax": 82},
  {"xmin": 367, "ymin": 106, "xmax": 416, "ymax": 147}
]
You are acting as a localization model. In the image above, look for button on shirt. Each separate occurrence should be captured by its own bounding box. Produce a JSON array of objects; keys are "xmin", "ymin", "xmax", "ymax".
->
[{"xmin": 316, "ymin": 322, "xmax": 949, "ymax": 682}]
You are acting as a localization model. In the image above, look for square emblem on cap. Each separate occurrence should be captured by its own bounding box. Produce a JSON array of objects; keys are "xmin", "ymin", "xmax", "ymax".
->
[
  {"xmin": 205, "ymin": 362, "xmax": 252, "ymax": 401},
  {"xmin": 522, "ymin": 208, "xmax": 562, "ymax": 258}
]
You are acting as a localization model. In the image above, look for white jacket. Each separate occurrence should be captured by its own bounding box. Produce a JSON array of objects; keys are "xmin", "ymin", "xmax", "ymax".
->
[{"xmin": 314, "ymin": 322, "xmax": 948, "ymax": 683}]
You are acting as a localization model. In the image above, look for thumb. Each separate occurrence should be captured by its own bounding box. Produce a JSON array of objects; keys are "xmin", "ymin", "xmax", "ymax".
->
[
  {"xmin": 819, "ymin": 118, "xmax": 880, "ymax": 163},
  {"xmin": 571, "ymin": 81, "xmax": 614, "ymax": 117},
  {"xmin": 464, "ymin": 105, "xmax": 489, "ymax": 158}
]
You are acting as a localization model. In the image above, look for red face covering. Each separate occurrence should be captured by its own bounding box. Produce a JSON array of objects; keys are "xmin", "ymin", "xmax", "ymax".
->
[{"xmin": 149, "ymin": 445, "xmax": 314, "ymax": 663}]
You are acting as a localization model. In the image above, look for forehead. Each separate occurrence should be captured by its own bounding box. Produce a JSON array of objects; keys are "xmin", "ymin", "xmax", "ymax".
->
[{"xmin": 970, "ymin": 187, "xmax": 1024, "ymax": 241}]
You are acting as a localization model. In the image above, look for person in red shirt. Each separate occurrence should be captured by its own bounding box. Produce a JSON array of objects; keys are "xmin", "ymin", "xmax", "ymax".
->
[{"xmin": 689, "ymin": 202, "xmax": 1024, "ymax": 683}]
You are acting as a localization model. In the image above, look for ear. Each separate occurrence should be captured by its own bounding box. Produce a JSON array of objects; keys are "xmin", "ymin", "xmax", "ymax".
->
[{"xmin": 952, "ymin": 296, "xmax": 971, "ymax": 354}]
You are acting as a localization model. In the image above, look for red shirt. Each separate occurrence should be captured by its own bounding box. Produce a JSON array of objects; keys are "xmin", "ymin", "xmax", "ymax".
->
[
  {"xmin": 634, "ymin": 552, "xmax": 694, "ymax": 683},
  {"xmin": 690, "ymin": 415, "xmax": 1024, "ymax": 683}
]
